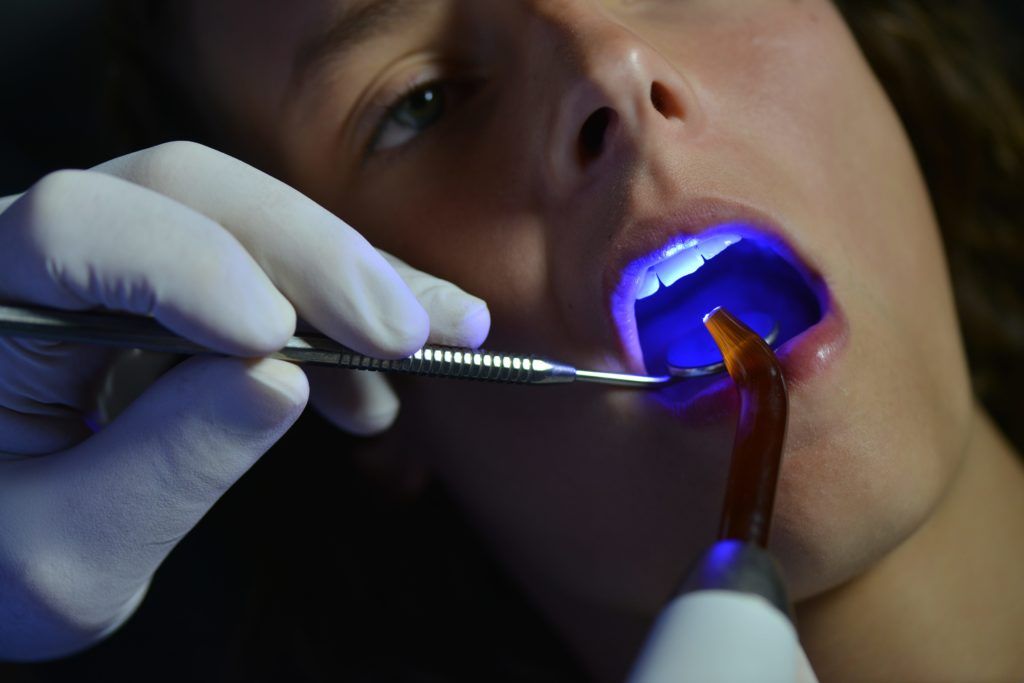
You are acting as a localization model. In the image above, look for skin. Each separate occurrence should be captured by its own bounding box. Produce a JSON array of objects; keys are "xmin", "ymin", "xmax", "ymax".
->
[{"xmin": 181, "ymin": 0, "xmax": 1024, "ymax": 679}]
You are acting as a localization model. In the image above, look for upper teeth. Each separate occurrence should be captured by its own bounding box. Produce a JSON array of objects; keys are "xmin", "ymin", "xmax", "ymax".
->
[{"xmin": 636, "ymin": 234, "xmax": 742, "ymax": 300}]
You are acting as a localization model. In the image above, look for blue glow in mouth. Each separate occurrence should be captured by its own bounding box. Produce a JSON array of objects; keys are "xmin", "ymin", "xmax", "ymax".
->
[{"xmin": 634, "ymin": 229, "xmax": 823, "ymax": 375}]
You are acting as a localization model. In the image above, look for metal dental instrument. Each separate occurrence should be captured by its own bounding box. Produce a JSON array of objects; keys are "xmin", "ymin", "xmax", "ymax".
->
[
  {"xmin": 0, "ymin": 304, "xmax": 673, "ymax": 387},
  {"xmin": 0, "ymin": 304, "xmax": 780, "ymax": 387}
]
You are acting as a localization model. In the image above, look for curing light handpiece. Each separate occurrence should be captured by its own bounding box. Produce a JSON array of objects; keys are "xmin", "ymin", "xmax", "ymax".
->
[{"xmin": 628, "ymin": 307, "xmax": 819, "ymax": 683}]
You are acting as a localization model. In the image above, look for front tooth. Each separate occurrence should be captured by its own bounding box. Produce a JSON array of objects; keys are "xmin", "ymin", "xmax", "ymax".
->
[
  {"xmin": 654, "ymin": 248, "xmax": 704, "ymax": 287},
  {"xmin": 636, "ymin": 269, "xmax": 661, "ymax": 300},
  {"xmin": 698, "ymin": 234, "xmax": 742, "ymax": 260}
]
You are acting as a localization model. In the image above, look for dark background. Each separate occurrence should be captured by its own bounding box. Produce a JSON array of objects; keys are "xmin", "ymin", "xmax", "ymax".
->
[
  {"xmin": 1, "ymin": 0, "xmax": 111, "ymax": 194},
  {"xmin": 0, "ymin": 1, "xmax": 1021, "ymax": 681}
]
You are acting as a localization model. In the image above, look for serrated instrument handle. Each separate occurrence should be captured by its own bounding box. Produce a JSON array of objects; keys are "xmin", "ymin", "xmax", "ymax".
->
[{"xmin": 0, "ymin": 304, "xmax": 671, "ymax": 387}]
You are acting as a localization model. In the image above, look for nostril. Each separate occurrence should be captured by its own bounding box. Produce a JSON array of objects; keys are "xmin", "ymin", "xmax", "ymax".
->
[
  {"xmin": 578, "ymin": 107, "xmax": 616, "ymax": 165},
  {"xmin": 650, "ymin": 81, "xmax": 685, "ymax": 120}
]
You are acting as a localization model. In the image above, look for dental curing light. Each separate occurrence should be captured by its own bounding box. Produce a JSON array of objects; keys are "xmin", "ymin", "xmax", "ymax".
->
[{"xmin": 628, "ymin": 308, "xmax": 819, "ymax": 683}]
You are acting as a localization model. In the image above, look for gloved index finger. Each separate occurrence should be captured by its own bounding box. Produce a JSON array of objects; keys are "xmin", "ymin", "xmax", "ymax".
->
[
  {"xmin": 380, "ymin": 251, "xmax": 490, "ymax": 349},
  {"xmin": 95, "ymin": 142, "xmax": 430, "ymax": 359},
  {"xmin": 0, "ymin": 170, "xmax": 295, "ymax": 356}
]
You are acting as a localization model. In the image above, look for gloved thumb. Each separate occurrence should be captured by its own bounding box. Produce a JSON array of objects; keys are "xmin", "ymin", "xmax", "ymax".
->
[{"xmin": 10, "ymin": 355, "xmax": 307, "ymax": 654}]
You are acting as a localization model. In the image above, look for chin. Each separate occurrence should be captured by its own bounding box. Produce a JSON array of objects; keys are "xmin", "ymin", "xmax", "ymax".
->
[{"xmin": 758, "ymin": 341, "xmax": 968, "ymax": 601}]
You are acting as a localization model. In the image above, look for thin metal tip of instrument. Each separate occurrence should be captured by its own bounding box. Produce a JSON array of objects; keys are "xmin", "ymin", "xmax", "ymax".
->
[{"xmin": 575, "ymin": 368, "xmax": 673, "ymax": 387}]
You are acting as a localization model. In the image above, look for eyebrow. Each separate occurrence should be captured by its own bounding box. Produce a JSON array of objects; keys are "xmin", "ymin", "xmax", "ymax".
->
[{"xmin": 291, "ymin": 0, "xmax": 435, "ymax": 89}]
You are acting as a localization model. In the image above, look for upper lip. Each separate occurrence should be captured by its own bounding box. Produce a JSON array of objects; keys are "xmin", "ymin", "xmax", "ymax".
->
[{"xmin": 603, "ymin": 196, "xmax": 824, "ymax": 374}]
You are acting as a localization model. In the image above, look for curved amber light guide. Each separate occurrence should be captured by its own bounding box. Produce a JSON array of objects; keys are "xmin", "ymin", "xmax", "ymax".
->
[{"xmin": 704, "ymin": 307, "xmax": 789, "ymax": 548}]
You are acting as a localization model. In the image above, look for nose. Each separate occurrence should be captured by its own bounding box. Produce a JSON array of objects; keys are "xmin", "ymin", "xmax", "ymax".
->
[{"xmin": 535, "ymin": 6, "xmax": 694, "ymax": 193}]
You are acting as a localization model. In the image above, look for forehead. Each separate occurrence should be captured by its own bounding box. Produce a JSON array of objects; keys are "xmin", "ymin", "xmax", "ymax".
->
[
  {"xmin": 190, "ymin": 0, "xmax": 441, "ymax": 67},
  {"xmin": 186, "ymin": 0, "xmax": 331, "ymax": 146},
  {"xmin": 188, "ymin": 0, "xmax": 444, "ymax": 108}
]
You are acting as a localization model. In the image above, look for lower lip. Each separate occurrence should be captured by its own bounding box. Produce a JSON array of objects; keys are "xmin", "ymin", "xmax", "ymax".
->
[{"xmin": 647, "ymin": 298, "xmax": 849, "ymax": 424}]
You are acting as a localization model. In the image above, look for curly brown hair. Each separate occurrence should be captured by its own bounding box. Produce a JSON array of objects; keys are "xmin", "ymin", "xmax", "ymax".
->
[{"xmin": 836, "ymin": 1, "xmax": 1024, "ymax": 447}]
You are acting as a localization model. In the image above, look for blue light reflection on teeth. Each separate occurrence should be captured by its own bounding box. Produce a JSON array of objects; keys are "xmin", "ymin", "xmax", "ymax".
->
[
  {"xmin": 656, "ymin": 249, "xmax": 704, "ymax": 288},
  {"xmin": 637, "ymin": 270, "xmax": 660, "ymax": 299},
  {"xmin": 635, "ymin": 234, "xmax": 742, "ymax": 300},
  {"xmin": 698, "ymin": 234, "xmax": 741, "ymax": 260}
]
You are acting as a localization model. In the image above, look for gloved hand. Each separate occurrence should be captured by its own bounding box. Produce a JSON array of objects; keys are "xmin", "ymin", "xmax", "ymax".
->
[{"xmin": 0, "ymin": 141, "xmax": 489, "ymax": 661}]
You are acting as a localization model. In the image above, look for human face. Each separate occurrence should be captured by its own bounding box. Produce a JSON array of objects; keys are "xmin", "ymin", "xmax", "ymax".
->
[{"xmin": 190, "ymin": 0, "xmax": 972, "ymax": 662}]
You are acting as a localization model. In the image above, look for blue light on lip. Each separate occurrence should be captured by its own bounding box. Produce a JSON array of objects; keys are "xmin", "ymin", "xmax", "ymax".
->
[{"xmin": 633, "ymin": 231, "xmax": 823, "ymax": 375}]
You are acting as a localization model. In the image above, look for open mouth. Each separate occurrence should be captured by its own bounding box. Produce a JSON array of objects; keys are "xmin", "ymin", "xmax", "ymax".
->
[{"xmin": 631, "ymin": 224, "xmax": 824, "ymax": 375}]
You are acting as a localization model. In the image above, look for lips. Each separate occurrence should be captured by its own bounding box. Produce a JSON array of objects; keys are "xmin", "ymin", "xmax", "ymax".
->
[{"xmin": 605, "ymin": 198, "xmax": 836, "ymax": 385}]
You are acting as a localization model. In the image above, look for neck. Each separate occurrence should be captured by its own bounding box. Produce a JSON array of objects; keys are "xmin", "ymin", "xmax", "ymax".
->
[{"xmin": 797, "ymin": 404, "xmax": 1024, "ymax": 681}]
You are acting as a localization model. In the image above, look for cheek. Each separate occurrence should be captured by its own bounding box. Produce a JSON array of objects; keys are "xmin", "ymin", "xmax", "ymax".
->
[
  {"xmin": 339, "ymin": 141, "xmax": 567, "ymax": 351},
  {"xmin": 694, "ymin": 6, "xmax": 973, "ymax": 592}
]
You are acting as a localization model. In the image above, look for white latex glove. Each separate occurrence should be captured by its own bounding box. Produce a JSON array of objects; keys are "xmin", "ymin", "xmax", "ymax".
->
[{"xmin": 0, "ymin": 141, "xmax": 489, "ymax": 661}]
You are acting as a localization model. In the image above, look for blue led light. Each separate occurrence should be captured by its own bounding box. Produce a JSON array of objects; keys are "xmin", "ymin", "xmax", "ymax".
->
[
  {"xmin": 706, "ymin": 539, "xmax": 744, "ymax": 573},
  {"xmin": 634, "ymin": 233, "xmax": 822, "ymax": 374}
]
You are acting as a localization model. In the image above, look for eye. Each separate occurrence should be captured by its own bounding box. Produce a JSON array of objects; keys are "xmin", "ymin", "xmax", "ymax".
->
[{"xmin": 370, "ymin": 82, "xmax": 447, "ymax": 154}]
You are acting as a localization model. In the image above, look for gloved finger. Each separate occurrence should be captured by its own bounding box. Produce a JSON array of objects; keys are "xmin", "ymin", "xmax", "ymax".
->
[
  {"xmin": 1, "ymin": 355, "xmax": 307, "ymax": 656},
  {"xmin": 306, "ymin": 255, "xmax": 488, "ymax": 437},
  {"xmin": 0, "ymin": 333, "xmax": 122, "ymax": 455},
  {"xmin": 307, "ymin": 367, "xmax": 399, "ymax": 437},
  {"xmin": 30, "ymin": 356, "xmax": 307, "ymax": 579},
  {"xmin": 94, "ymin": 142, "xmax": 433, "ymax": 359},
  {"xmin": 380, "ymin": 251, "xmax": 491, "ymax": 348},
  {"xmin": 0, "ymin": 169, "xmax": 295, "ymax": 356},
  {"xmin": 0, "ymin": 406, "xmax": 89, "ymax": 456}
]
